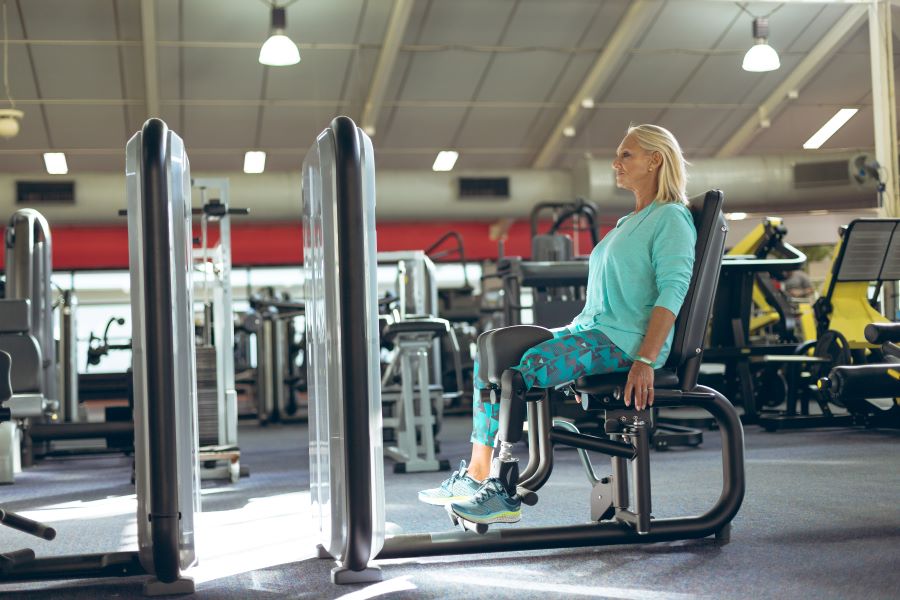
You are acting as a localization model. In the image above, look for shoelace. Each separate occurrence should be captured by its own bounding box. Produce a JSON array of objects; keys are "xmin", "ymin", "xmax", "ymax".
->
[
  {"xmin": 472, "ymin": 480, "xmax": 503, "ymax": 503},
  {"xmin": 443, "ymin": 462, "xmax": 467, "ymax": 489}
]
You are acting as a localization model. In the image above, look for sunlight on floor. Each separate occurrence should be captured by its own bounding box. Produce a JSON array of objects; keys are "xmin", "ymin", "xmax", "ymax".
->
[{"xmin": 187, "ymin": 491, "xmax": 319, "ymax": 584}]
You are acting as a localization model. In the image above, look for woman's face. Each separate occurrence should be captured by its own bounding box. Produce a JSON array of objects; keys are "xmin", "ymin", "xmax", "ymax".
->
[{"xmin": 612, "ymin": 134, "xmax": 660, "ymax": 194}]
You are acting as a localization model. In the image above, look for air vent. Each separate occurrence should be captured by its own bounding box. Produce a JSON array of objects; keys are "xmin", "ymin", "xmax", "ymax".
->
[
  {"xmin": 16, "ymin": 181, "xmax": 75, "ymax": 204},
  {"xmin": 458, "ymin": 177, "xmax": 510, "ymax": 200},
  {"xmin": 793, "ymin": 161, "xmax": 850, "ymax": 189}
]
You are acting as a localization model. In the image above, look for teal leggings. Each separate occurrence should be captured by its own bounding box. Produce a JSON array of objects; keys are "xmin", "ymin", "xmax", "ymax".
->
[{"xmin": 471, "ymin": 328, "xmax": 632, "ymax": 447}]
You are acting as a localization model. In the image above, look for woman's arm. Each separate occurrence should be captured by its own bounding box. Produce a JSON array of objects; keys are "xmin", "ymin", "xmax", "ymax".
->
[{"xmin": 623, "ymin": 306, "xmax": 676, "ymax": 410}]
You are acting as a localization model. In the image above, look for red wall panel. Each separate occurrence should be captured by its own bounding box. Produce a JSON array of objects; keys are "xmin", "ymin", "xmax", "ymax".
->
[{"xmin": 0, "ymin": 220, "xmax": 606, "ymax": 271}]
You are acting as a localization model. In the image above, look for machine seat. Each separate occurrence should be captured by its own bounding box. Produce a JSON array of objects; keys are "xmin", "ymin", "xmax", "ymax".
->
[
  {"xmin": 382, "ymin": 318, "xmax": 449, "ymax": 344},
  {"xmin": 576, "ymin": 369, "xmax": 680, "ymax": 394}
]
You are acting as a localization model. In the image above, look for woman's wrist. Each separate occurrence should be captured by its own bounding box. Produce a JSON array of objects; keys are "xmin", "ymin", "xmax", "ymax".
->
[{"xmin": 634, "ymin": 355, "xmax": 655, "ymax": 367}]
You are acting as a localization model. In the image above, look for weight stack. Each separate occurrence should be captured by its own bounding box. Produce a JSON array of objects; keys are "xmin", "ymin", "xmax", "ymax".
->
[{"xmin": 196, "ymin": 345, "xmax": 220, "ymax": 447}]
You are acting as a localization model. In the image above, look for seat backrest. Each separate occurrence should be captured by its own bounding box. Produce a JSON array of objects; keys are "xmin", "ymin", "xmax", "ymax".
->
[
  {"xmin": 664, "ymin": 190, "xmax": 727, "ymax": 390},
  {"xmin": 0, "ymin": 350, "xmax": 11, "ymax": 402},
  {"xmin": 0, "ymin": 334, "xmax": 43, "ymax": 394}
]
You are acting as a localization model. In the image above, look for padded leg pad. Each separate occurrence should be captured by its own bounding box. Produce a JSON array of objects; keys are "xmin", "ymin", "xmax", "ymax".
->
[{"xmin": 479, "ymin": 326, "xmax": 553, "ymax": 385}]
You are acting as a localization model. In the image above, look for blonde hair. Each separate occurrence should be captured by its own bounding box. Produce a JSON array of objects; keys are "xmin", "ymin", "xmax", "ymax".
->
[{"xmin": 627, "ymin": 124, "xmax": 689, "ymax": 205}]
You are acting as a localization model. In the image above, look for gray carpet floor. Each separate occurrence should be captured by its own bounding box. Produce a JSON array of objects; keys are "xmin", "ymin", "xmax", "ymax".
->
[{"xmin": 1, "ymin": 413, "xmax": 898, "ymax": 599}]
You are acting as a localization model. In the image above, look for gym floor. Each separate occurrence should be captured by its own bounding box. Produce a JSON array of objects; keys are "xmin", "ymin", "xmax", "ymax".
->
[{"xmin": 1, "ymin": 415, "xmax": 898, "ymax": 599}]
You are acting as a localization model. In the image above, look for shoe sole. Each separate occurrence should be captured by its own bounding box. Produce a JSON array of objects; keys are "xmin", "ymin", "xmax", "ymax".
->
[
  {"xmin": 451, "ymin": 508, "xmax": 521, "ymax": 524},
  {"xmin": 418, "ymin": 493, "xmax": 474, "ymax": 506}
]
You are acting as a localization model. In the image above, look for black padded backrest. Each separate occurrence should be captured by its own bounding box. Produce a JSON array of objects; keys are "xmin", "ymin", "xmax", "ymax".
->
[
  {"xmin": 664, "ymin": 190, "xmax": 726, "ymax": 390},
  {"xmin": 0, "ymin": 350, "xmax": 11, "ymax": 402},
  {"xmin": 0, "ymin": 334, "xmax": 42, "ymax": 393}
]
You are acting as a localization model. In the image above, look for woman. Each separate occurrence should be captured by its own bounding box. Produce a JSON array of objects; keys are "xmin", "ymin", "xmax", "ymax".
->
[{"xmin": 419, "ymin": 124, "xmax": 697, "ymax": 525}]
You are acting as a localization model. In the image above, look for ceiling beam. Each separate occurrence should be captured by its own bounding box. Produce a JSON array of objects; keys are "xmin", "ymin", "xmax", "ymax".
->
[
  {"xmin": 715, "ymin": 5, "xmax": 867, "ymax": 157},
  {"xmin": 531, "ymin": 0, "xmax": 663, "ymax": 169},
  {"xmin": 140, "ymin": 0, "xmax": 160, "ymax": 118},
  {"xmin": 360, "ymin": 0, "xmax": 414, "ymax": 135}
]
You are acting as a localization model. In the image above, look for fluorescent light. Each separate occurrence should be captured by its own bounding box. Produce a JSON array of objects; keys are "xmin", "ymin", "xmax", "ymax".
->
[
  {"xmin": 726, "ymin": 212, "xmax": 748, "ymax": 221},
  {"xmin": 562, "ymin": 126, "xmax": 576, "ymax": 138},
  {"xmin": 803, "ymin": 108, "xmax": 858, "ymax": 150},
  {"xmin": 258, "ymin": 7, "xmax": 300, "ymax": 66},
  {"xmin": 580, "ymin": 98, "xmax": 595, "ymax": 109},
  {"xmin": 432, "ymin": 150, "xmax": 458, "ymax": 172},
  {"xmin": 243, "ymin": 151, "xmax": 266, "ymax": 174},
  {"xmin": 43, "ymin": 152, "xmax": 68, "ymax": 175}
]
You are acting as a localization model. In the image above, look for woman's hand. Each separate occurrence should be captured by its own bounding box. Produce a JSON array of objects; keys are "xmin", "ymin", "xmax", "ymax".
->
[{"xmin": 624, "ymin": 361, "xmax": 654, "ymax": 410}]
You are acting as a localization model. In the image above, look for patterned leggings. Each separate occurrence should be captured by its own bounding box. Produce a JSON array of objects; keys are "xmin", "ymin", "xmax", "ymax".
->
[{"xmin": 470, "ymin": 328, "xmax": 632, "ymax": 447}]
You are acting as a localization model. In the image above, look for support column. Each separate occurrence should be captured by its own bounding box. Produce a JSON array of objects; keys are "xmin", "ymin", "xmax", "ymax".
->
[
  {"xmin": 870, "ymin": 0, "xmax": 898, "ymax": 216},
  {"xmin": 869, "ymin": 1, "xmax": 899, "ymax": 319}
]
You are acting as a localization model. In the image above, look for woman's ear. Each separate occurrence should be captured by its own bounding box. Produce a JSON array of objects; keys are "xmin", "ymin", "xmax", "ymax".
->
[{"xmin": 651, "ymin": 151, "xmax": 663, "ymax": 170}]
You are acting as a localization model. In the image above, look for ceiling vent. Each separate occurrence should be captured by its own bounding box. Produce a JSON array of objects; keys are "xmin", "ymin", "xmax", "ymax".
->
[
  {"xmin": 793, "ymin": 160, "xmax": 851, "ymax": 189},
  {"xmin": 16, "ymin": 181, "xmax": 75, "ymax": 204},
  {"xmin": 458, "ymin": 177, "xmax": 510, "ymax": 200}
]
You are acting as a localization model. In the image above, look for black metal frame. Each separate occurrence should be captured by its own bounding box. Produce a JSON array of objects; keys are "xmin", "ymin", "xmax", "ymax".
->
[{"xmin": 322, "ymin": 178, "xmax": 745, "ymax": 570}]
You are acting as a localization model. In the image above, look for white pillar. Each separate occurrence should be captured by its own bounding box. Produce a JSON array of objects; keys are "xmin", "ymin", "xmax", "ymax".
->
[{"xmin": 869, "ymin": 0, "xmax": 899, "ymax": 217}]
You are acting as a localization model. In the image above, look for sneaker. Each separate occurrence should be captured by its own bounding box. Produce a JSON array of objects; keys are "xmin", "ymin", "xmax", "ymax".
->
[
  {"xmin": 417, "ymin": 461, "xmax": 482, "ymax": 506},
  {"xmin": 449, "ymin": 477, "xmax": 521, "ymax": 525}
]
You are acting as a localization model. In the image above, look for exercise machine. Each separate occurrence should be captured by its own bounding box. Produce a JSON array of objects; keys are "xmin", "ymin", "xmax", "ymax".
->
[
  {"xmin": 0, "ymin": 209, "xmax": 59, "ymax": 481},
  {"xmin": 192, "ymin": 178, "xmax": 245, "ymax": 481},
  {"xmin": 303, "ymin": 117, "xmax": 744, "ymax": 584},
  {"xmin": 759, "ymin": 218, "xmax": 900, "ymax": 431},
  {"xmin": 0, "ymin": 118, "xmax": 200, "ymax": 595},
  {"xmin": 816, "ymin": 322, "xmax": 900, "ymax": 428}
]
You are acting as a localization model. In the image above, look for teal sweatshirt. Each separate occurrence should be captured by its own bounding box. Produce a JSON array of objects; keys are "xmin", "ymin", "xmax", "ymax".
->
[{"xmin": 568, "ymin": 200, "xmax": 696, "ymax": 368}]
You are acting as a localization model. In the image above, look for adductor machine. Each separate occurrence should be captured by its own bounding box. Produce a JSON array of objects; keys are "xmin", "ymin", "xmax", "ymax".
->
[{"xmin": 303, "ymin": 116, "xmax": 745, "ymax": 584}]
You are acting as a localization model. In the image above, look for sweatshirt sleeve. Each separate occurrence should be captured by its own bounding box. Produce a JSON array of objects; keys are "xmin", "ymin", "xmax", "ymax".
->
[{"xmin": 651, "ymin": 205, "xmax": 696, "ymax": 316}]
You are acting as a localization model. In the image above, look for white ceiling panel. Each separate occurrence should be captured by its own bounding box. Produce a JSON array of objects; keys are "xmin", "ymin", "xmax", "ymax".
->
[
  {"xmin": 602, "ymin": 54, "xmax": 704, "ymax": 103},
  {"xmin": 373, "ymin": 151, "xmax": 433, "ymax": 170},
  {"xmin": 675, "ymin": 54, "xmax": 765, "ymax": 105},
  {"xmin": 113, "ymin": 0, "xmax": 143, "ymax": 41},
  {"xmin": 400, "ymin": 51, "xmax": 493, "ymax": 101},
  {"xmin": 4, "ymin": 45, "xmax": 40, "ymax": 99},
  {"xmin": 357, "ymin": 0, "xmax": 393, "ymax": 45},
  {"xmin": 181, "ymin": 48, "xmax": 265, "ymax": 100},
  {"xmin": 801, "ymin": 53, "xmax": 873, "ymax": 106},
  {"xmin": 503, "ymin": 0, "xmax": 604, "ymax": 47},
  {"xmin": 44, "ymin": 105, "xmax": 128, "ymax": 149},
  {"xmin": 185, "ymin": 152, "xmax": 244, "ymax": 173},
  {"xmin": 454, "ymin": 152, "xmax": 528, "ymax": 170},
  {"xmin": 579, "ymin": 1, "xmax": 642, "ymax": 50},
  {"xmin": 544, "ymin": 51, "xmax": 600, "ymax": 106},
  {"xmin": 30, "ymin": 46, "xmax": 123, "ymax": 99},
  {"xmin": 259, "ymin": 106, "xmax": 339, "ymax": 149},
  {"xmin": 179, "ymin": 105, "xmax": 258, "ymax": 149},
  {"xmin": 179, "ymin": 0, "xmax": 269, "ymax": 43},
  {"xmin": 476, "ymin": 52, "xmax": 572, "ymax": 103},
  {"xmin": 19, "ymin": 0, "xmax": 117, "ymax": 40},
  {"xmin": 454, "ymin": 107, "xmax": 541, "ymax": 149},
  {"xmin": 157, "ymin": 47, "xmax": 181, "ymax": 100},
  {"xmin": 572, "ymin": 107, "xmax": 663, "ymax": 151},
  {"xmin": 702, "ymin": 108, "xmax": 756, "ymax": 155},
  {"xmin": 262, "ymin": 152, "xmax": 306, "ymax": 173},
  {"xmin": 120, "ymin": 45, "xmax": 146, "ymax": 104},
  {"xmin": 638, "ymin": 1, "xmax": 739, "ymax": 51},
  {"xmin": 266, "ymin": 50, "xmax": 354, "ymax": 101},
  {"xmin": 341, "ymin": 48, "xmax": 381, "ymax": 115},
  {"xmin": 783, "ymin": 5, "xmax": 850, "ymax": 54},
  {"xmin": 657, "ymin": 108, "xmax": 737, "ymax": 155},
  {"xmin": 380, "ymin": 106, "xmax": 467, "ymax": 149},
  {"xmin": 418, "ymin": 0, "xmax": 516, "ymax": 45},
  {"xmin": 155, "ymin": 0, "xmax": 181, "ymax": 41},
  {"xmin": 0, "ymin": 156, "xmax": 47, "ymax": 173},
  {"xmin": 68, "ymin": 154, "xmax": 125, "ymax": 174}
]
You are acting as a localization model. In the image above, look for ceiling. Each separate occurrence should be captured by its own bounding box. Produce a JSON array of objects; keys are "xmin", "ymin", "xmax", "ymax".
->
[{"xmin": 0, "ymin": 0, "xmax": 897, "ymax": 174}]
